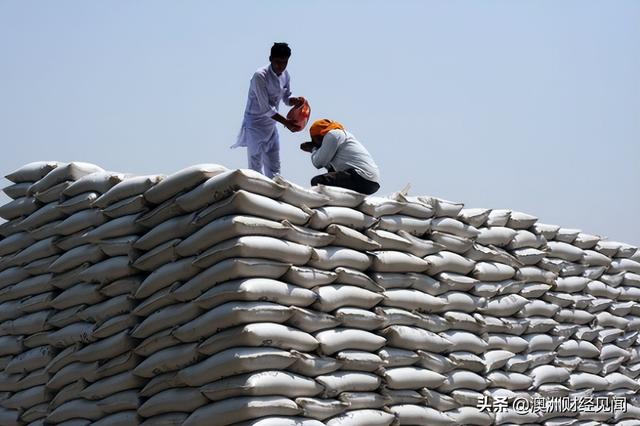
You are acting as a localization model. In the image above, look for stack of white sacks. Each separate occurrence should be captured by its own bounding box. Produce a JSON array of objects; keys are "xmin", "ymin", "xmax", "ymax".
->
[
  {"xmin": 0, "ymin": 162, "xmax": 167, "ymax": 425},
  {"xmin": 1, "ymin": 161, "xmax": 639, "ymax": 426}
]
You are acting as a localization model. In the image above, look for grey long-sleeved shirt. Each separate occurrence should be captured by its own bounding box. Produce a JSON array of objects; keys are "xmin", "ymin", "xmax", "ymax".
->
[{"xmin": 311, "ymin": 129, "xmax": 380, "ymax": 183}]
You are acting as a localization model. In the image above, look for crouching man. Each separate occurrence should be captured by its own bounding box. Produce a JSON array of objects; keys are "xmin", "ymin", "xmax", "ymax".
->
[{"xmin": 300, "ymin": 119, "xmax": 380, "ymax": 195}]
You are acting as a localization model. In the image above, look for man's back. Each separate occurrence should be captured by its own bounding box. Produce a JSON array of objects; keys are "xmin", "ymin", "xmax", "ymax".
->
[{"xmin": 312, "ymin": 129, "xmax": 380, "ymax": 183}]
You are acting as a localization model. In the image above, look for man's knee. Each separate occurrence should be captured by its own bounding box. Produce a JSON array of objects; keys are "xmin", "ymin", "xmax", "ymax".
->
[
  {"xmin": 362, "ymin": 181, "xmax": 380, "ymax": 195},
  {"xmin": 310, "ymin": 174, "xmax": 325, "ymax": 186},
  {"xmin": 247, "ymin": 148, "xmax": 262, "ymax": 168},
  {"xmin": 263, "ymin": 151, "xmax": 281, "ymax": 178}
]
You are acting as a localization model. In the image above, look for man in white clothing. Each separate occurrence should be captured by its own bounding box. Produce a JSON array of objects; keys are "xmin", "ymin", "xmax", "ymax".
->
[
  {"xmin": 233, "ymin": 42, "xmax": 304, "ymax": 178},
  {"xmin": 300, "ymin": 119, "xmax": 380, "ymax": 195}
]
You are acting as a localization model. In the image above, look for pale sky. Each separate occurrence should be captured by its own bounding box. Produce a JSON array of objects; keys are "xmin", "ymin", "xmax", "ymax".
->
[{"xmin": 1, "ymin": 1, "xmax": 638, "ymax": 245}]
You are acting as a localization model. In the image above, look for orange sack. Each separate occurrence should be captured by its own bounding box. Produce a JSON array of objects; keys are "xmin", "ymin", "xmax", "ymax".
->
[{"xmin": 286, "ymin": 98, "xmax": 311, "ymax": 132}]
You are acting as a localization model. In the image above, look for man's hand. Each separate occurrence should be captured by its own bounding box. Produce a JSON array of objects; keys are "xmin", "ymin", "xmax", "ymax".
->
[
  {"xmin": 289, "ymin": 97, "xmax": 305, "ymax": 107},
  {"xmin": 300, "ymin": 141, "xmax": 315, "ymax": 152},
  {"xmin": 285, "ymin": 120, "xmax": 302, "ymax": 132},
  {"xmin": 272, "ymin": 113, "xmax": 300, "ymax": 131}
]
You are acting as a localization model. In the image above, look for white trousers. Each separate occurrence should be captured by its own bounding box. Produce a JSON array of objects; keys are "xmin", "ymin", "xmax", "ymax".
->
[{"xmin": 234, "ymin": 123, "xmax": 281, "ymax": 178}]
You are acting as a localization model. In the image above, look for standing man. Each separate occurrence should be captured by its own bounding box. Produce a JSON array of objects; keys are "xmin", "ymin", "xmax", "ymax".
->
[
  {"xmin": 233, "ymin": 42, "xmax": 304, "ymax": 178},
  {"xmin": 300, "ymin": 119, "xmax": 381, "ymax": 195}
]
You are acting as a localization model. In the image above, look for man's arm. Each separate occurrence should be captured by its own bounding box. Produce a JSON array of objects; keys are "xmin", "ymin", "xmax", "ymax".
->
[
  {"xmin": 282, "ymin": 73, "xmax": 293, "ymax": 106},
  {"xmin": 311, "ymin": 131, "xmax": 342, "ymax": 169},
  {"xmin": 283, "ymin": 72, "xmax": 305, "ymax": 107},
  {"xmin": 272, "ymin": 113, "xmax": 292, "ymax": 127},
  {"xmin": 252, "ymin": 73, "xmax": 297, "ymax": 130}
]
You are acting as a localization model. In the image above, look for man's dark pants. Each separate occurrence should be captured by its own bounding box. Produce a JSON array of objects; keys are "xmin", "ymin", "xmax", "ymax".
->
[{"xmin": 311, "ymin": 168, "xmax": 380, "ymax": 195}]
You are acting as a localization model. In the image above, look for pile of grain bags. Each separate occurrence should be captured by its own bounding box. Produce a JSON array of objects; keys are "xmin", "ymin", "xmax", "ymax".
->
[
  {"xmin": 0, "ymin": 162, "xmax": 164, "ymax": 425},
  {"xmin": 2, "ymin": 161, "xmax": 640, "ymax": 426},
  {"xmin": 0, "ymin": 162, "xmax": 110, "ymax": 425},
  {"xmin": 129, "ymin": 170, "xmax": 332, "ymax": 425}
]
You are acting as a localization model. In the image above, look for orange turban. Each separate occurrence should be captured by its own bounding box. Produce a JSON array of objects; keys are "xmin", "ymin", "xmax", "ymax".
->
[{"xmin": 309, "ymin": 119, "xmax": 345, "ymax": 138}]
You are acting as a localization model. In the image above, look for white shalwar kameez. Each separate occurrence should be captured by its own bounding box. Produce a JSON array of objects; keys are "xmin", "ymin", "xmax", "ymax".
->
[{"xmin": 233, "ymin": 64, "xmax": 292, "ymax": 178}]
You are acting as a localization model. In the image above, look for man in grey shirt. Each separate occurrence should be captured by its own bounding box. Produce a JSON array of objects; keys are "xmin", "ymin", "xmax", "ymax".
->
[{"xmin": 300, "ymin": 119, "xmax": 380, "ymax": 195}]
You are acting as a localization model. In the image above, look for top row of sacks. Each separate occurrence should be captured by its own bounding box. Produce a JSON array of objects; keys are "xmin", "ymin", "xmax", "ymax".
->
[
  {"xmin": 3, "ymin": 162, "xmax": 454, "ymax": 218},
  {"xmin": 3, "ymin": 162, "xmax": 637, "ymax": 259},
  {"xmin": 2, "ymin": 162, "xmax": 506, "ymax": 219}
]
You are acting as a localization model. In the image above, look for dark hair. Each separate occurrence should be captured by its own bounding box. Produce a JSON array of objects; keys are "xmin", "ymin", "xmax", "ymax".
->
[{"xmin": 271, "ymin": 42, "xmax": 291, "ymax": 58}]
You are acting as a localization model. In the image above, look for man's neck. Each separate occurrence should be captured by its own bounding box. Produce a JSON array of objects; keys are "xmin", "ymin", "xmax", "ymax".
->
[{"xmin": 269, "ymin": 64, "xmax": 282, "ymax": 77}]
